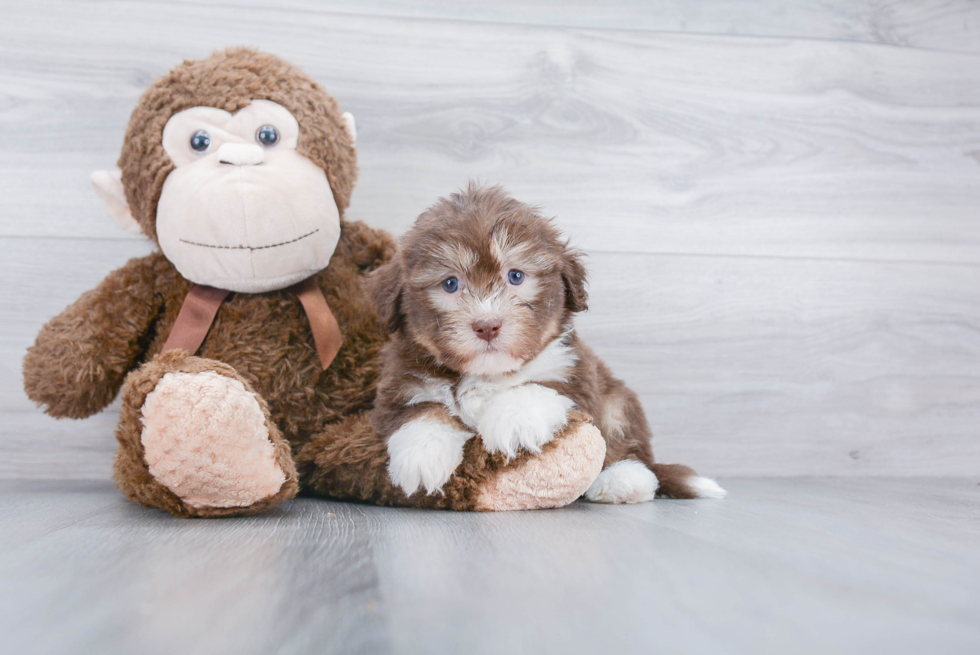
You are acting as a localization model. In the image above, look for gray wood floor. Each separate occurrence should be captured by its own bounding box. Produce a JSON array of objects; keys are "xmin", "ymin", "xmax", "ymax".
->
[{"xmin": 1, "ymin": 478, "xmax": 977, "ymax": 655}]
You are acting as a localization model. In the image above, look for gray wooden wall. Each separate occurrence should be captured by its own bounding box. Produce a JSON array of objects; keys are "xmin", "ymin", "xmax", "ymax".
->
[{"xmin": 2, "ymin": 0, "xmax": 978, "ymax": 479}]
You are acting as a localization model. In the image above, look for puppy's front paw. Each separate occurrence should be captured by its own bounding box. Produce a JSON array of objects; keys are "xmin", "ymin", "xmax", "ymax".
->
[
  {"xmin": 478, "ymin": 384, "xmax": 574, "ymax": 459},
  {"xmin": 387, "ymin": 417, "xmax": 474, "ymax": 496}
]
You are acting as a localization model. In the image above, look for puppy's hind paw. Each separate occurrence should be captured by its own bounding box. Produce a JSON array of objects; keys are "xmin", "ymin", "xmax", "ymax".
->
[
  {"xmin": 584, "ymin": 460, "xmax": 658, "ymax": 504},
  {"xmin": 387, "ymin": 417, "xmax": 473, "ymax": 496},
  {"xmin": 477, "ymin": 384, "xmax": 574, "ymax": 459}
]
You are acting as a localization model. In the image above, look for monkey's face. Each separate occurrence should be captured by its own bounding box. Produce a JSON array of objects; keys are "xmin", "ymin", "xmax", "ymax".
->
[{"xmin": 156, "ymin": 100, "xmax": 341, "ymax": 293}]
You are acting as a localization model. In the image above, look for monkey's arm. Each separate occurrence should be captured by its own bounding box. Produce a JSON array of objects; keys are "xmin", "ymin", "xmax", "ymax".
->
[
  {"xmin": 23, "ymin": 253, "xmax": 168, "ymax": 419},
  {"xmin": 337, "ymin": 220, "xmax": 397, "ymax": 272}
]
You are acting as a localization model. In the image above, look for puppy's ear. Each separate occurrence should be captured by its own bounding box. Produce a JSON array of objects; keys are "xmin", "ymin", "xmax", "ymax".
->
[
  {"xmin": 561, "ymin": 247, "xmax": 589, "ymax": 313},
  {"xmin": 368, "ymin": 257, "xmax": 405, "ymax": 332}
]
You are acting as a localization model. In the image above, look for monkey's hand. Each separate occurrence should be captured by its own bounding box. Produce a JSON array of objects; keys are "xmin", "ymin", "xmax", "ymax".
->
[
  {"xmin": 23, "ymin": 253, "xmax": 167, "ymax": 419},
  {"xmin": 338, "ymin": 220, "xmax": 397, "ymax": 272},
  {"xmin": 476, "ymin": 384, "xmax": 575, "ymax": 460}
]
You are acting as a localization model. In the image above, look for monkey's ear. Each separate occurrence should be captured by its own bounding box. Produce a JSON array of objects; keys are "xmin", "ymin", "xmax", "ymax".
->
[
  {"xmin": 91, "ymin": 169, "xmax": 142, "ymax": 235},
  {"xmin": 367, "ymin": 257, "xmax": 404, "ymax": 332},
  {"xmin": 342, "ymin": 112, "xmax": 356, "ymax": 144},
  {"xmin": 561, "ymin": 247, "xmax": 589, "ymax": 313}
]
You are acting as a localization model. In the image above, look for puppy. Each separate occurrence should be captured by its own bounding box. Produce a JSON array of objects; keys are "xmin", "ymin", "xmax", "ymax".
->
[{"xmin": 369, "ymin": 184, "xmax": 725, "ymax": 503}]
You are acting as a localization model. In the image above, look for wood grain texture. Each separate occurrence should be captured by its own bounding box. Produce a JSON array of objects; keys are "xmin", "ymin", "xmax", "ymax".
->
[
  {"xmin": 2, "ymin": 2, "xmax": 980, "ymax": 263},
  {"xmin": 112, "ymin": 0, "xmax": 980, "ymax": 54},
  {"xmin": 1, "ymin": 478, "xmax": 978, "ymax": 654},
  {"xmin": 1, "ymin": 1, "xmax": 978, "ymax": 478}
]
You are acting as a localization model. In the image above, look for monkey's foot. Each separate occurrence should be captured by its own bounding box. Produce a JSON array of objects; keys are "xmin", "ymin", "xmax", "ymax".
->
[
  {"xmin": 473, "ymin": 411, "xmax": 606, "ymax": 511},
  {"xmin": 114, "ymin": 351, "xmax": 298, "ymax": 517},
  {"xmin": 140, "ymin": 371, "xmax": 286, "ymax": 508}
]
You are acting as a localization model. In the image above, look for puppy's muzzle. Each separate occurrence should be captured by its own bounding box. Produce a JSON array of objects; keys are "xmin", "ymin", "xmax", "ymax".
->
[{"xmin": 472, "ymin": 317, "xmax": 502, "ymax": 343}]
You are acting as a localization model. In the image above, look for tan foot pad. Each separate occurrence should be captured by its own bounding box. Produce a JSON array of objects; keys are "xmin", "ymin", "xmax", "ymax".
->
[
  {"xmin": 140, "ymin": 371, "xmax": 286, "ymax": 509},
  {"xmin": 475, "ymin": 422, "xmax": 606, "ymax": 511}
]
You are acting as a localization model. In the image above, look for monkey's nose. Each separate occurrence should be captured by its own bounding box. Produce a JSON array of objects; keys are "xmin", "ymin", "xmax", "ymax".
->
[
  {"xmin": 472, "ymin": 317, "xmax": 502, "ymax": 343},
  {"xmin": 216, "ymin": 143, "xmax": 266, "ymax": 166}
]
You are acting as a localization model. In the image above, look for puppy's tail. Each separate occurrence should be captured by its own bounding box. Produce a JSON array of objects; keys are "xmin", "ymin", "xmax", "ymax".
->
[{"xmin": 650, "ymin": 462, "xmax": 727, "ymax": 499}]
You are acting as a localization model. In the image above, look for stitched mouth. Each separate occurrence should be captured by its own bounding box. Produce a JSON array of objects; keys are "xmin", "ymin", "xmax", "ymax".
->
[{"xmin": 179, "ymin": 229, "xmax": 319, "ymax": 251}]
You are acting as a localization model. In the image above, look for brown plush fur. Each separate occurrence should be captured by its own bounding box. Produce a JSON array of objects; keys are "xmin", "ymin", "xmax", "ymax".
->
[
  {"xmin": 369, "ymin": 184, "xmax": 708, "ymax": 499},
  {"xmin": 23, "ymin": 50, "xmax": 604, "ymax": 517},
  {"xmin": 24, "ymin": 219, "xmax": 392, "ymax": 430},
  {"xmin": 24, "ymin": 217, "xmax": 394, "ymax": 517}
]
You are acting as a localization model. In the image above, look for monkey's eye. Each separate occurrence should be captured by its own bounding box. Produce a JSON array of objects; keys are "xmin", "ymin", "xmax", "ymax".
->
[
  {"xmin": 442, "ymin": 277, "xmax": 460, "ymax": 293},
  {"xmin": 190, "ymin": 130, "xmax": 211, "ymax": 153},
  {"xmin": 507, "ymin": 269, "xmax": 525, "ymax": 285},
  {"xmin": 256, "ymin": 125, "xmax": 279, "ymax": 147}
]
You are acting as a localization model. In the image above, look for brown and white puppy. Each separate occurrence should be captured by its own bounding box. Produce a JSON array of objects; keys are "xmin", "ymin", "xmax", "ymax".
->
[{"xmin": 369, "ymin": 184, "xmax": 725, "ymax": 502}]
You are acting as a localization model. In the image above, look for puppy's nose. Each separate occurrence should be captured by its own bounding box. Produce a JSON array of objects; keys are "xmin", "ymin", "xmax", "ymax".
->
[
  {"xmin": 472, "ymin": 317, "xmax": 502, "ymax": 343},
  {"xmin": 216, "ymin": 143, "xmax": 266, "ymax": 166}
]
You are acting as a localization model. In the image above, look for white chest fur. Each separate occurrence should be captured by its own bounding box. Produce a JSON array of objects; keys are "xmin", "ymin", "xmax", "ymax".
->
[{"xmin": 407, "ymin": 334, "xmax": 576, "ymax": 424}]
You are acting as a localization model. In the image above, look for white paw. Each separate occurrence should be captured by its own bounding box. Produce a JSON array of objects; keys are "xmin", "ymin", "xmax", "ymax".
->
[
  {"xmin": 584, "ymin": 460, "xmax": 658, "ymax": 504},
  {"xmin": 387, "ymin": 417, "xmax": 474, "ymax": 495},
  {"xmin": 477, "ymin": 383, "xmax": 574, "ymax": 459},
  {"xmin": 687, "ymin": 476, "xmax": 727, "ymax": 499}
]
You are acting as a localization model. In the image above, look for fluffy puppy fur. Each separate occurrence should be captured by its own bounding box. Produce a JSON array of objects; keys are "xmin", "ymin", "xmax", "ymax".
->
[{"xmin": 369, "ymin": 184, "xmax": 726, "ymax": 502}]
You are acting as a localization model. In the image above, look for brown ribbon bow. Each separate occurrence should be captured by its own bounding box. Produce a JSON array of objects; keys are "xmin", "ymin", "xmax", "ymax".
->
[{"xmin": 162, "ymin": 277, "xmax": 343, "ymax": 370}]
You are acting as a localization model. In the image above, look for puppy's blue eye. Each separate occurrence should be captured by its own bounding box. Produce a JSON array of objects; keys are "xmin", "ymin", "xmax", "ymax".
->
[
  {"xmin": 507, "ymin": 269, "xmax": 524, "ymax": 285},
  {"xmin": 190, "ymin": 130, "xmax": 211, "ymax": 153},
  {"xmin": 442, "ymin": 277, "xmax": 459, "ymax": 293},
  {"xmin": 256, "ymin": 125, "xmax": 279, "ymax": 147}
]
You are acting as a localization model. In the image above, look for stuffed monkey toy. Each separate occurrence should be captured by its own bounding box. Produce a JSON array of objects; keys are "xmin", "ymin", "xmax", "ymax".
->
[{"xmin": 22, "ymin": 48, "xmax": 605, "ymax": 517}]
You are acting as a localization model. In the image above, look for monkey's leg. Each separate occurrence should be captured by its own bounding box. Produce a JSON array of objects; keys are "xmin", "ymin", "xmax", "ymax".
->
[
  {"xmin": 296, "ymin": 410, "xmax": 605, "ymax": 511},
  {"xmin": 113, "ymin": 350, "xmax": 298, "ymax": 518}
]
